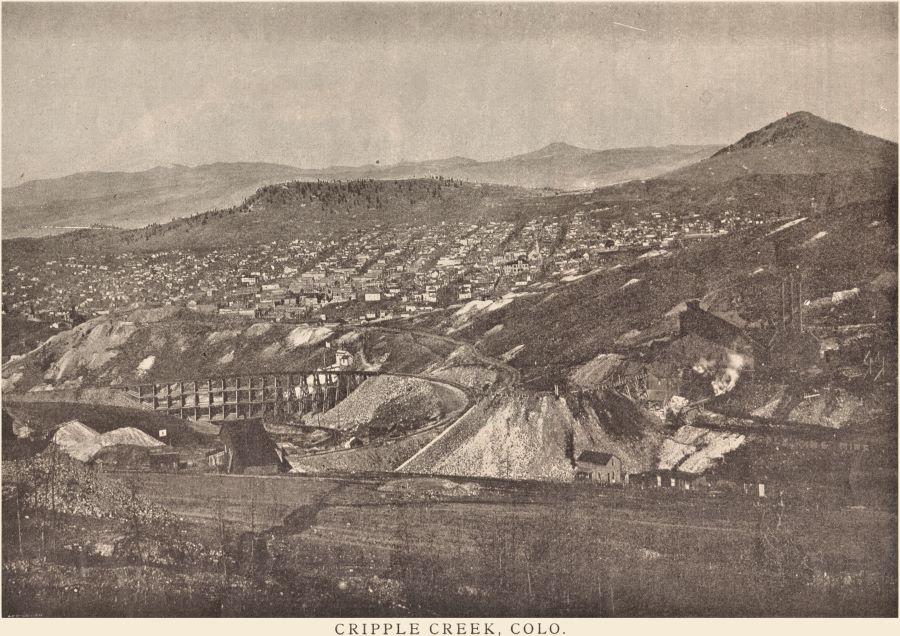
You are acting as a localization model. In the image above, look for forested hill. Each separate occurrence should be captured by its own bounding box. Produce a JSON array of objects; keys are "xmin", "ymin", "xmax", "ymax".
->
[{"xmin": 3, "ymin": 179, "xmax": 537, "ymax": 256}]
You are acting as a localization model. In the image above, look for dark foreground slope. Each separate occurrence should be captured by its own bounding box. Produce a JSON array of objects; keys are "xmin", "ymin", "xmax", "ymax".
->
[{"xmin": 3, "ymin": 468, "xmax": 896, "ymax": 616}]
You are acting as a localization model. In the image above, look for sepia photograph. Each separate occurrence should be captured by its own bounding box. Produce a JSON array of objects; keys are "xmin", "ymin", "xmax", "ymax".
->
[{"xmin": 1, "ymin": 1, "xmax": 897, "ymax": 619}]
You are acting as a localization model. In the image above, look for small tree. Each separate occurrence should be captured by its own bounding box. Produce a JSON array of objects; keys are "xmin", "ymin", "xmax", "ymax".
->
[{"xmin": 564, "ymin": 430, "xmax": 576, "ymax": 466}]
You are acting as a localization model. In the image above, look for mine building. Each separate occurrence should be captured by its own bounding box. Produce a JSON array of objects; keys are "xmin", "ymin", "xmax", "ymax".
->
[
  {"xmin": 219, "ymin": 420, "xmax": 285, "ymax": 474},
  {"xmin": 679, "ymin": 299, "xmax": 757, "ymax": 356},
  {"xmin": 574, "ymin": 451, "xmax": 623, "ymax": 484},
  {"xmin": 335, "ymin": 349, "xmax": 354, "ymax": 367}
]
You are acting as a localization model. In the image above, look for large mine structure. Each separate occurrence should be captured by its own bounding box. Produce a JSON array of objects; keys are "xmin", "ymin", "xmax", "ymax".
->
[{"xmin": 120, "ymin": 369, "xmax": 378, "ymax": 421}]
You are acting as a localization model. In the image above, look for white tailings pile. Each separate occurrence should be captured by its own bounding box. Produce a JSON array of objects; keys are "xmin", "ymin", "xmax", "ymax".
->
[
  {"xmin": 484, "ymin": 324, "xmax": 504, "ymax": 337},
  {"xmin": 52, "ymin": 422, "xmax": 165, "ymax": 462},
  {"xmin": 218, "ymin": 350, "xmax": 235, "ymax": 364},
  {"xmin": 245, "ymin": 323, "xmax": 273, "ymax": 337},
  {"xmin": 803, "ymin": 231, "xmax": 828, "ymax": 245},
  {"xmin": 136, "ymin": 355, "xmax": 156, "ymax": 375},
  {"xmin": 52, "ymin": 420, "xmax": 101, "ymax": 453},
  {"xmin": 767, "ymin": 217, "xmax": 807, "ymax": 236},
  {"xmin": 570, "ymin": 353, "xmax": 626, "ymax": 388},
  {"xmin": 68, "ymin": 427, "xmax": 165, "ymax": 462},
  {"xmin": 657, "ymin": 425, "xmax": 745, "ymax": 474},
  {"xmin": 487, "ymin": 296, "xmax": 517, "ymax": 312},
  {"xmin": 301, "ymin": 375, "xmax": 459, "ymax": 431},
  {"xmin": 500, "ymin": 344, "xmax": 525, "ymax": 361},
  {"xmin": 206, "ymin": 329, "xmax": 241, "ymax": 344},
  {"xmin": 41, "ymin": 320, "xmax": 138, "ymax": 381},
  {"xmin": 449, "ymin": 297, "xmax": 518, "ymax": 333},
  {"xmin": 784, "ymin": 389, "xmax": 867, "ymax": 428},
  {"xmin": 400, "ymin": 389, "xmax": 664, "ymax": 481},
  {"xmin": 285, "ymin": 325, "xmax": 333, "ymax": 348},
  {"xmin": 751, "ymin": 388, "xmax": 787, "ymax": 418},
  {"xmin": 831, "ymin": 288, "xmax": 859, "ymax": 305},
  {"xmin": 455, "ymin": 300, "xmax": 492, "ymax": 316},
  {"xmin": 261, "ymin": 342, "xmax": 282, "ymax": 358}
]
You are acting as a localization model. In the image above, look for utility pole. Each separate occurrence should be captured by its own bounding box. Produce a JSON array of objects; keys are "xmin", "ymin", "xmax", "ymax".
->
[
  {"xmin": 789, "ymin": 274, "xmax": 796, "ymax": 329},
  {"xmin": 217, "ymin": 500, "xmax": 227, "ymax": 578},
  {"xmin": 781, "ymin": 280, "xmax": 787, "ymax": 327},
  {"xmin": 49, "ymin": 449, "xmax": 58, "ymax": 555},
  {"xmin": 249, "ymin": 492, "xmax": 256, "ymax": 576},
  {"xmin": 16, "ymin": 483, "xmax": 23, "ymax": 558}
]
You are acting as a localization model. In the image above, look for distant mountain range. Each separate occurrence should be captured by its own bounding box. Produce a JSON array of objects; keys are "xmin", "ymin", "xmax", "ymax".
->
[
  {"xmin": 306, "ymin": 142, "xmax": 719, "ymax": 190},
  {"xmin": 2, "ymin": 143, "xmax": 717, "ymax": 238},
  {"xmin": 3, "ymin": 111, "xmax": 896, "ymax": 239}
]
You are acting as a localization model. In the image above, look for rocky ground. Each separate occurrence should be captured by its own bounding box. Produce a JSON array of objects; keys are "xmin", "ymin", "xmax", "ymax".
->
[
  {"xmin": 3, "ymin": 448, "xmax": 172, "ymax": 522},
  {"xmin": 401, "ymin": 388, "xmax": 665, "ymax": 480},
  {"xmin": 0, "ymin": 308, "xmax": 336, "ymax": 395},
  {"xmin": 301, "ymin": 375, "xmax": 462, "ymax": 435}
]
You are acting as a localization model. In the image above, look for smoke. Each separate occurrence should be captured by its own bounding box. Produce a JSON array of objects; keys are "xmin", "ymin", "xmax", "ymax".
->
[
  {"xmin": 711, "ymin": 352, "xmax": 747, "ymax": 396},
  {"xmin": 692, "ymin": 357, "xmax": 716, "ymax": 375}
]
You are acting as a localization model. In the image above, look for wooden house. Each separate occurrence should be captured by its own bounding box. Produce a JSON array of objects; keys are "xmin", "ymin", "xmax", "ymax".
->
[{"xmin": 575, "ymin": 451, "xmax": 623, "ymax": 484}]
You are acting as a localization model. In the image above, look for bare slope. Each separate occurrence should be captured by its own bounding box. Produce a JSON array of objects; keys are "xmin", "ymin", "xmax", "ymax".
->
[
  {"xmin": 667, "ymin": 112, "xmax": 897, "ymax": 183},
  {"xmin": 0, "ymin": 307, "xmax": 336, "ymax": 394},
  {"xmin": 399, "ymin": 389, "xmax": 664, "ymax": 481},
  {"xmin": 300, "ymin": 374, "xmax": 466, "ymax": 433}
]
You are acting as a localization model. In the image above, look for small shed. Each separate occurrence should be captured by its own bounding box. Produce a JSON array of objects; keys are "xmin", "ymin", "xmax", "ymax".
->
[
  {"xmin": 575, "ymin": 451, "xmax": 623, "ymax": 484},
  {"xmin": 219, "ymin": 420, "xmax": 285, "ymax": 474},
  {"xmin": 148, "ymin": 448, "xmax": 181, "ymax": 471}
]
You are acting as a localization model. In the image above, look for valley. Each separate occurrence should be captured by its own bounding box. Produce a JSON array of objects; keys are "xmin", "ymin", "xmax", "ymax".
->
[{"xmin": 2, "ymin": 111, "xmax": 897, "ymax": 617}]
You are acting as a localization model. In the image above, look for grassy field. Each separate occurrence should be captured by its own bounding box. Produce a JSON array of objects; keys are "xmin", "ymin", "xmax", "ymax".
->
[
  {"xmin": 3, "ymin": 457, "xmax": 896, "ymax": 617},
  {"xmin": 99, "ymin": 470, "xmax": 898, "ymax": 617}
]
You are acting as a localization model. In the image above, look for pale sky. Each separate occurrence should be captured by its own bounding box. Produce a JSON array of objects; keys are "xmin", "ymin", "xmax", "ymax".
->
[{"xmin": 2, "ymin": 2, "xmax": 897, "ymax": 182}]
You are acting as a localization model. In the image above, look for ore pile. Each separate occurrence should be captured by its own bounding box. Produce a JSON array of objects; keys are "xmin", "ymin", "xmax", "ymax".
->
[
  {"xmin": 4, "ymin": 448, "xmax": 173, "ymax": 522},
  {"xmin": 309, "ymin": 375, "xmax": 444, "ymax": 432}
]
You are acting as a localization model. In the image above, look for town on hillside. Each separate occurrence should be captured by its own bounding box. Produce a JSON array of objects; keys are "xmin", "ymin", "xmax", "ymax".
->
[
  {"xmin": 1, "ymin": 1, "xmax": 897, "ymax": 622},
  {"xmin": 3, "ymin": 200, "xmax": 762, "ymax": 333}
]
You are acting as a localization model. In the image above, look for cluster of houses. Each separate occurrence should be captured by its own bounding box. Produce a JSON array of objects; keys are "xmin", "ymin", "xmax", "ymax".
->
[{"xmin": 4, "ymin": 207, "xmax": 768, "ymax": 325}]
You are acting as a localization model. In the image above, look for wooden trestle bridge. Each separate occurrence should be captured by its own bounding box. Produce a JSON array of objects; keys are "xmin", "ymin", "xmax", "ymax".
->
[{"xmin": 121, "ymin": 370, "xmax": 378, "ymax": 421}]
